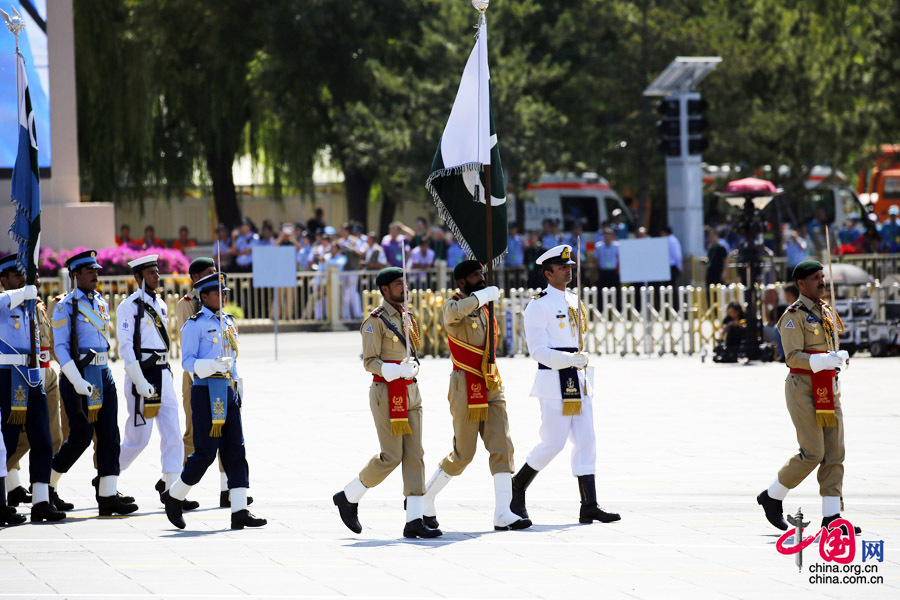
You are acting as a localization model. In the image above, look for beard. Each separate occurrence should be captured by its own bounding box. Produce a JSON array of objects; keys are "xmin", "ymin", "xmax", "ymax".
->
[{"xmin": 464, "ymin": 279, "xmax": 487, "ymax": 295}]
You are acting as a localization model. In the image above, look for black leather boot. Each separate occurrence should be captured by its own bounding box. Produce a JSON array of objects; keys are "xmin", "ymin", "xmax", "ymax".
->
[
  {"xmin": 333, "ymin": 491, "xmax": 362, "ymax": 534},
  {"xmin": 156, "ymin": 479, "xmax": 199, "ymax": 511},
  {"xmin": 577, "ymin": 475, "xmax": 621, "ymax": 523},
  {"xmin": 97, "ymin": 494, "xmax": 139, "ymax": 516},
  {"xmin": 403, "ymin": 518, "xmax": 442, "ymax": 539},
  {"xmin": 50, "ymin": 486, "xmax": 74, "ymax": 511},
  {"xmin": 92, "ymin": 476, "xmax": 135, "ymax": 504},
  {"xmin": 0, "ymin": 478, "xmax": 26, "ymax": 526},
  {"xmin": 231, "ymin": 509, "xmax": 267, "ymax": 529},
  {"xmin": 7, "ymin": 485, "xmax": 31, "ymax": 506},
  {"xmin": 220, "ymin": 490, "xmax": 253, "ymax": 508},
  {"xmin": 511, "ymin": 463, "xmax": 538, "ymax": 520},
  {"xmin": 821, "ymin": 514, "xmax": 861, "ymax": 535},
  {"xmin": 161, "ymin": 491, "xmax": 185, "ymax": 529},
  {"xmin": 756, "ymin": 490, "xmax": 789, "ymax": 531},
  {"xmin": 31, "ymin": 501, "xmax": 66, "ymax": 522}
]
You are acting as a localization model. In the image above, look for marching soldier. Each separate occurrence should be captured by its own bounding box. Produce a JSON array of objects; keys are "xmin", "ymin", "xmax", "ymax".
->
[
  {"xmin": 116, "ymin": 255, "xmax": 187, "ymax": 504},
  {"xmin": 162, "ymin": 272, "xmax": 266, "ymax": 530},
  {"xmin": 510, "ymin": 245, "xmax": 620, "ymax": 525},
  {"xmin": 333, "ymin": 267, "xmax": 441, "ymax": 539},
  {"xmin": 0, "ymin": 255, "xmax": 65, "ymax": 522},
  {"xmin": 757, "ymin": 260, "xmax": 858, "ymax": 533},
  {"xmin": 50, "ymin": 250, "xmax": 138, "ymax": 516},
  {"xmin": 173, "ymin": 257, "xmax": 239, "ymax": 509},
  {"xmin": 421, "ymin": 260, "xmax": 530, "ymax": 531},
  {"xmin": 5, "ymin": 277, "xmax": 73, "ymax": 512}
]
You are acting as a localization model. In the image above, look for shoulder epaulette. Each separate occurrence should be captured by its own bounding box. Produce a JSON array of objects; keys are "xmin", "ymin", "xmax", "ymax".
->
[
  {"xmin": 182, "ymin": 295, "xmax": 191, "ymax": 302},
  {"xmin": 532, "ymin": 291, "xmax": 547, "ymax": 300},
  {"xmin": 188, "ymin": 313, "xmax": 202, "ymax": 322},
  {"xmin": 452, "ymin": 292, "xmax": 464, "ymax": 301},
  {"xmin": 787, "ymin": 300, "xmax": 801, "ymax": 313},
  {"xmin": 369, "ymin": 306, "xmax": 385, "ymax": 318}
]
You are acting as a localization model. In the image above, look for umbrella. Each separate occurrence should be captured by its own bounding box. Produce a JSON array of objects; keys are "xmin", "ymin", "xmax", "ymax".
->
[
  {"xmin": 827, "ymin": 263, "xmax": 875, "ymax": 286},
  {"xmin": 721, "ymin": 177, "xmax": 778, "ymax": 197}
]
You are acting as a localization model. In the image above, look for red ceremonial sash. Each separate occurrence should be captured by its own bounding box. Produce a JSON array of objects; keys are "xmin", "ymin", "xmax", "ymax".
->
[
  {"xmin": 447, "ymin": 304, "xmax": 501, "ymax": 423},
  {"xmin": 373, "ymin": 360, "xmax": 413, "ymax": 436},
  {"xmin": 789, "ymin": 351, "xmax": 837, "ymax": 427}
]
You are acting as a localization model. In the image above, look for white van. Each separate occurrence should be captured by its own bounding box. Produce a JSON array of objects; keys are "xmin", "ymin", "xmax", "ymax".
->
[{"xmin": 523, "ymin": 172, "xmax": 635, "ymax": 234}]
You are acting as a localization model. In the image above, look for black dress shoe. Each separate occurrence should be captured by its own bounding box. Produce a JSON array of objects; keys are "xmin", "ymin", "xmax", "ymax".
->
[
  {"xmin": 757, "ymin": 490, "xmax": 789, "ymax": 531},
  {"xmin": 403, "ymin": 518, "xmax": 442, "ymax": 539},
  {"xmin": 7, "ymin": 486, "xmax": 32, "ymax": 506},
  {"xmin": 50, "ymin": 487, "xmax": 74, "ymax": 511},
  {"xmin": 156, "ymin": 480, "xmax": 199, "ymax": 511},
  {"xmin": 333, "ymin": 491, "xmax": 362, "ymax": 534},
  {"xmin": 154, "ymin": 479, "xmax": 166, "ymax": 501},
  {"xmin": 91, "ymin": 476, "xmax": 135, "ymax": 504},
  {"xmin": 0, "ymin": 505, "xmax": 27, "ymax": 526},
  {"xmin": 31, "ymin": 501, "xmax": 66, "ymax": 522},
  {"xmin": 404, "ymin": 498, "xmax": 439, "ymax": 529},
  {"xmin": 231, "ymin": 509, "xmax": 267, "ymax": 529},
  {"xmin": 495, "ymin": 516, "xmax": 533, "ymax": 531},
  {"xmin": 511, "ymin": 464, "xmax": 538, "ymax": 520},
  {"xmin": 579, "ymin": 505, "xmax": 621, "ymax": 524},
  {"xmin": 161, "ymin": 491, "xmax": 185, "ymax": 529},
  {"xmin": 220, "ymin": 490, "xmax": 253, "ymax": 508},
  {"xmin": 97, "ymin": 494, "xmax": 139, "ymax": 516},
  {"xmin": 821, "ymin": 514, "xmax": 862, "ymax": 535},
  {"xmin": 183, "ymin": 499, "xmax": 200, "ymax": 511}
]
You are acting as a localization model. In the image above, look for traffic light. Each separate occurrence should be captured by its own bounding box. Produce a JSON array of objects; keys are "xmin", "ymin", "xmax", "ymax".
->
[
  {"xmin": 656, "ymin": 99, "xmax": 680, "ymax": 156},
  {"xmin": 686, "ymin": 98, "xmax": 708, "ymax": 155}
]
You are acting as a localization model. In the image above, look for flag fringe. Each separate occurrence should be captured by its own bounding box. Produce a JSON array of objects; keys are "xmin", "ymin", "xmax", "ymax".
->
[{"xmin": 425, "ymin": 163, "xmax": 508, "ymax": 270}]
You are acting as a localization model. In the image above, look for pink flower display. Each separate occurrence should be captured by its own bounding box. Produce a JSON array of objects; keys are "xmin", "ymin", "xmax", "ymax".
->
[{"xmin": 36, "ymin": 246, "xmax": 190, "ymax": 276}]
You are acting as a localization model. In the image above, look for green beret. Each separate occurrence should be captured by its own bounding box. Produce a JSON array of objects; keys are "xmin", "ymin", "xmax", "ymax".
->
[
  {"xmin": 375, "ymin": 267, "xmax": 404, "ymax": 289},
  {"xmin": 453, "ymin": 259, "xmax": 483, "ymax": 281},
  {"xmin": 792, "ymin": 260, "xmax": 823, "ymax": 281},
  {"xmin": 189, "ymin": 257, "xmax": 216, "ymax": 276}
]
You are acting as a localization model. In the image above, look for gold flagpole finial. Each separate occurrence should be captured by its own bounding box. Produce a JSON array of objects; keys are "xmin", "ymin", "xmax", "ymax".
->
[{"xmin": 1, "ymin": 6, "xmax": 26, "ymax": 52}]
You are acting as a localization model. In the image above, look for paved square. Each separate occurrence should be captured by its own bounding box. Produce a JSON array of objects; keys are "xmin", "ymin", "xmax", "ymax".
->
[{"xmin": 1, "ymin": 331, "xmax": 897, "ymax": 599}]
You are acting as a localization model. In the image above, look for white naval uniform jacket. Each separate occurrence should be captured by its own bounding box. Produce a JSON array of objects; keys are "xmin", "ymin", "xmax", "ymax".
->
[
  {"xmin": 116, "ymin": 290, "xmax": 170, "ymax": 368},
  {"xmin": 523, "ymin": 285, "xmax": 595, "ymax": 401}
]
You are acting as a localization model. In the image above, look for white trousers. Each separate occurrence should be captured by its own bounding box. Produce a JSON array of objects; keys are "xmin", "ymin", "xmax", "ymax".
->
[
  {"xmin": 0, "ymin": 412, "xmax": 6, "ymax": 477},
  {"xmin": 341, "ymin": 274, "xmax": 362, "ymax": 320},
  {"xmin": 525, "ymin": 397, "xmax": 596, "ymax": 476},
  {"xmin": 119, "ymin": 368, "xmax": 184, "ymax": 473}
]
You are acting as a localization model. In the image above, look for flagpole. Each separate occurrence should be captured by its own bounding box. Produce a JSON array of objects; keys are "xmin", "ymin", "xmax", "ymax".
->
[{"xmin": 3, "ymin": 8, "xmax": 37, "ymax": 369}]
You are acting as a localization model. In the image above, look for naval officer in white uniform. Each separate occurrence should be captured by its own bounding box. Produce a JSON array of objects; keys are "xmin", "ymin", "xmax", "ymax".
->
[{"xmin": 510, "ymin": 245, "xmax": 620, "ymax": 525}]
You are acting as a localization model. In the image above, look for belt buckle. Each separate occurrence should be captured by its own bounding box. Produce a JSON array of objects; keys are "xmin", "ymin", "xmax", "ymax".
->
[
  {"xmin": 94, "ymin": 353, "xmax": 108, "ymax": 366},
  {"xmin": 156, "ymin": 352, "xmax": 168, "ymax": 366}
]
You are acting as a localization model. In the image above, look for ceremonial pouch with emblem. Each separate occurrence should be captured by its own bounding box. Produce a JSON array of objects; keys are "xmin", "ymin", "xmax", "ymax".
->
[
  {"xmin": 0, "ymin": 338, "xmax": 41, "ymax": 424},
  {"xmin": 538, "ymin": 346, "xmax": 582, "ymax": 415},
  {"xmin": 196, "ymin": 376, "xmax": 229, "ymax": 437},
  {"xmin": 790, "ymin": 350, "xmax": 836, "ymax": 427},
  {"xmin": 447, "ymin": 303, "xmax": 502, "ymax": 422},
  {"xmin": 373, "ymin": 360, "xmax": 413, "ymax": 436},
  {"xmin": 80, "ymin": 362, "xmax": 105, "ymax": 423}
]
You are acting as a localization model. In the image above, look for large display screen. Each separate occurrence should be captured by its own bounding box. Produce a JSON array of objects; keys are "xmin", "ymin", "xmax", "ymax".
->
[{"xmin": 0, "ymin": 1, "xmax": 50, "ymax": 171}]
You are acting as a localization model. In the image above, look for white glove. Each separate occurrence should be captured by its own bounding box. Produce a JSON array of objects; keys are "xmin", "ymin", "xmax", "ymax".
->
[
  {"xmin": 568, "ymin": 352, "xmax": 589, "ymax": 369},
  {"xmin": 400, "ymin": 357, "xmax": 419, "ymax": 379},
  {"xmin": 835, "ymin": 350, "xmax": 850, "ymax": 372},
  {"xmin": 193, "ymin": 357, "xmax": 233, "ymax": 378},
  {"xmin": 124, "ymin": 361, "xmax": 155, "ymax": 398},
  {"xmin": 5, "ymin": 285, "xmax": 38, "ymax": 309},
  {"xmin": 60, "ymin": 360, "xmax": 94, "ymax": 397},
  {"xmin": 809, "ymin": 352, "xmax": 844, "ymax": 373},
  {"xmin": 472, "ymin": 286, "xmax": 501, "ymax": 307},
  {"xmin": 547, "ymin": 350, "xmax": 573, "ymax": 370},
  {"xmin": 380, "ymin": 362, "xmax": 402, "ymax": 382},
  {"xmin": 236, "ymin": 377, "xmax": 244, "ymax": 399}
]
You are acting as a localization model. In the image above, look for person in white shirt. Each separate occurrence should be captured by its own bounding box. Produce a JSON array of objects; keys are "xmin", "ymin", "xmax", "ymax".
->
[{"xmin": 509, "ymin": 245, "xmax": 621, "ymax": 526}]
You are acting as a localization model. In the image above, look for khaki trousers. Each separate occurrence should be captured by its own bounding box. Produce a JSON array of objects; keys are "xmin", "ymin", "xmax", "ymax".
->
[
  {"xmin": 182, "ymin": 371, "xmax": 224, "ymax": 472},
  {"xmin": 777, "ymin": 373, "xmax": 844, "ymax": 497},
  {"xmin": 8, "ymin": 367, "xmax": 66, "ymax": 470},
  {"xmin": 358, "ymin": 381, "xmax": 425, "ymax": 496},
  {"xmin": 438, "ymin": 370, "xmax": 514, "ymax": 476}
]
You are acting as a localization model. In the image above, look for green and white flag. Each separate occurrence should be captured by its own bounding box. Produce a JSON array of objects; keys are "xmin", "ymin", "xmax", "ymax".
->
[{"xmin": 426, "ymin": 14, "xmax": 507, "ymax": 267}]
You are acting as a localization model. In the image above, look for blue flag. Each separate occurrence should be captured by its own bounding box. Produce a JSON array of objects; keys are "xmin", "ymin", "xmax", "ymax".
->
[{"xmin": 9, "ymin": 50, "xmax": 41, "ymax": 284}]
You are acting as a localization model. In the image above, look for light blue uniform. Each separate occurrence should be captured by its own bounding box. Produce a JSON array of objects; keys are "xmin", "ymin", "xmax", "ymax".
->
[{"xmin": 181, "ymin": 307, "xmax": 239, "ymax": 380}]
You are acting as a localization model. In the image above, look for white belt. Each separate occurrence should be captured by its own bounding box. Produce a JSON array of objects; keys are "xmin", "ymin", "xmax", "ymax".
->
[
  {"xmin": 0, "ymin": 354, "xmax": 27, "ymax": 366},
  {"xmin": 79, "ymin": 351, "xmax": 109, "ymax": 366}
]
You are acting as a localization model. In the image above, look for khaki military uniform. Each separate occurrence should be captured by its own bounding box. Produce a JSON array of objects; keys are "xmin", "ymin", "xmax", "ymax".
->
[
  {"xmin": 775, "ymin": 294, "xmax": 844, "ymax": 498},
  {"xmin": 357, "ymin": 300, "xmax": 425, "ymax": 496},
  {"xmin": 7, "ymin": 299, "xmax": 66, "ymax": 471},
  {"xmin": 175, "ymin": 293, "xmax": 224, "ymax": 473},
  {"xmin": 438, "ymin": 291, "xmax": 514, "ymax": 476}
]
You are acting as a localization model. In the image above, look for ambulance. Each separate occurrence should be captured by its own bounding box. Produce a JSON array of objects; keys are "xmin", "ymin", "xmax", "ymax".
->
[{"xmin": 523, "ymin": 172, "xmax": 635, "ymax": 235}]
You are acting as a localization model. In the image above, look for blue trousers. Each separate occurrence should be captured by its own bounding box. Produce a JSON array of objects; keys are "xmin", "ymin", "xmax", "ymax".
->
[
  {"xmin": 0, "ymin": 368, "xmax": 52, "ymax": 483},
  {"xmin": 182, "ymin": 385, "xmax": 249, "ymax": 489},
  {"xmin": 53, "ymin": 367, "xmax": 121, "ymax": 476}
]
